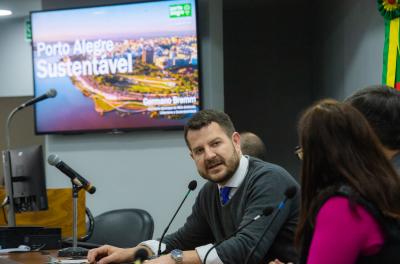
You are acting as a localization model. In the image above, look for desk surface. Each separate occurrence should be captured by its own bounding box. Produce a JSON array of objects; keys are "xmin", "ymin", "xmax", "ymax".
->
[
  {"xmin": 0, "ymin": 250, "xmax": 88, "ymax": 264},
  {"xmin": 0, "ymin": 251, "xmax": 56, "ymax": 264}
]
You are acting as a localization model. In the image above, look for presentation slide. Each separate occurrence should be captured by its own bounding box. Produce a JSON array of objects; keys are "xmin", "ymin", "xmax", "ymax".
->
[{"xmin": 31, "ymin": 0, "xmax": 200, "ymax": 134}]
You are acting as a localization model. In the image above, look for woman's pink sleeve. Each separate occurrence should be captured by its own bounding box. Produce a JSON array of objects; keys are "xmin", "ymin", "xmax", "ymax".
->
[{"xmin": 306, "ymin": 196, "xmax": 384, "ymax": 264}]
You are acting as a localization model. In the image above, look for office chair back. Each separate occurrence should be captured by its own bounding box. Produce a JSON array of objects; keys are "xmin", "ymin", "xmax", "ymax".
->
[{"xmin": 86, "ymin": 208, "xmax": 154, "ymax": 248}]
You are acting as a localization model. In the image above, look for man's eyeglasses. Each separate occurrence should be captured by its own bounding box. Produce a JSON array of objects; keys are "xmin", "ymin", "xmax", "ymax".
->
[{"xmin": 294, "ymin": 146, "xmax": 303, "ymax": 160}]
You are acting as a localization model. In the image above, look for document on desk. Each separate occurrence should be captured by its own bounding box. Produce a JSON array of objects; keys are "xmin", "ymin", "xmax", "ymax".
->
[{"xmin": 50, "ymin": 259, "xmax": 88, "ymax": 264}]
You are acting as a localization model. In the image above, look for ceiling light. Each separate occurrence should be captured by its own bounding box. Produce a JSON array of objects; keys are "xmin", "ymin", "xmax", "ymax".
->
[{"xmin": 0, "ymin": 9, "xmax": 12, "ymax": 16}]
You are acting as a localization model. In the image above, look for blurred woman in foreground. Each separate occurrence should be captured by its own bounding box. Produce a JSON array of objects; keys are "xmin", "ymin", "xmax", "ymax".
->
[{"xmin": 272, "ymin": 99, "xmax": 400, "ymax": 264}]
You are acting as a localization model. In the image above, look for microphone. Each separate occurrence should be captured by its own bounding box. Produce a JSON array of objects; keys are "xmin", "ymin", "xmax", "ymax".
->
[
  {"xmin": 203, "ymin": 206, "xmax": 274, "ymax": 264},
  {"xmin": 5, "ymin": 89, "xmax": 57, "ymax": 149},
  {"xmin": 244, "ymin": 186, "xmax": 297, "ymax": 264},
  {"xmin": 17, "ymin": 89, "xmax": 57, "ymax": 110},
  {"xmin": 157, "ymin": 180, "xmax": 197, "ymax": 256},
  {"xmin": 133, "ymin": 248, "xmax": 149, "ymax": 264},
  {"xmin": 48, "ymin": 154, "xmax": 96, "ymax": 194}
]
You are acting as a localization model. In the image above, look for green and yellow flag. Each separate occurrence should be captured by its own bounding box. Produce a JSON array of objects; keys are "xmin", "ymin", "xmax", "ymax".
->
[{"xmin": 378, "ymin": 0, "xmax": 400, "ymax": 90}]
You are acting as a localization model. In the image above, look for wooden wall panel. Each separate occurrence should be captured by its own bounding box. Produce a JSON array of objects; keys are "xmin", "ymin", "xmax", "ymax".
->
[{"xmin": 0, "ymin": 188, "xmax": 86, "ymax": 238}]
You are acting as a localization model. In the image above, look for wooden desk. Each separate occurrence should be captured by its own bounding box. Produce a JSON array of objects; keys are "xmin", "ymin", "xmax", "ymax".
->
[
  {"xmin": 0, "ymin": 250, "xmax": 88, "ymax": 264},
  {"xmin": 0, "ymin": 250, "xmax": 57, "ymax": 264}
]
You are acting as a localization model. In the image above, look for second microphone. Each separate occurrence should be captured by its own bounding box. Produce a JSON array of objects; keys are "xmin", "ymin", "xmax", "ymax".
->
[{"xmin": 48, "ymin": 154, "xmax": 96, "ymax": 194}]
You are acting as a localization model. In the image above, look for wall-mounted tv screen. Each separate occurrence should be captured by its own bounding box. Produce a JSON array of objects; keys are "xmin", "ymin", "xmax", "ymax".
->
[{"xmin": 31, "ymin": 0, "xmax": 201, "ymax": 134}]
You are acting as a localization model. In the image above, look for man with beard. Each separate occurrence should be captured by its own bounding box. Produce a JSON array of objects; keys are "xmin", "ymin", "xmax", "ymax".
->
[{"xmin": 87, "ymin": 109, "xmax": 299, "ymax": 264}]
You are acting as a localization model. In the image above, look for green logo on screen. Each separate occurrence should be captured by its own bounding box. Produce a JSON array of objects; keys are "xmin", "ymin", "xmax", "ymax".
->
[{"xmin": 169, "ymin": 4, "xmax": 192, "ymax": 18}]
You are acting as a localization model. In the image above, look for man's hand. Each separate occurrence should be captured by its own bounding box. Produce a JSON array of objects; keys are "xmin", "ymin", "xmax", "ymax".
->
[{"xmin": 87, "ymin": 244, "xmax": 136, "ymax": 264}]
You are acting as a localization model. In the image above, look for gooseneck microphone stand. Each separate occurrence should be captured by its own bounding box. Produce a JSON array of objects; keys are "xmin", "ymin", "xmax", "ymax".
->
[
  {"xmin": 2, "ymin": 89, "xmax": 57, "ymax": 227},
  {"xmin": 58, "ymin": 182, "xmax": 88, "ymax": 257},
  {"xmin": 2, "ymin": 106, "xmax": 22, "ymax": 227}
]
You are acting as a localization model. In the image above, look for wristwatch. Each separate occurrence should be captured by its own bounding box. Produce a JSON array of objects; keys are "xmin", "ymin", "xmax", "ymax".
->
[{"xmin": 170, "ymin": 249, "xmax": 183, "ymax": 263}]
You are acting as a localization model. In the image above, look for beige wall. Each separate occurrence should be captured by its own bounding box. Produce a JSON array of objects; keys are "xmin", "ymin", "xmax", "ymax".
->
[{"xmin": 0, "ymin": 97, "xmax": 44, "ymax": 183}]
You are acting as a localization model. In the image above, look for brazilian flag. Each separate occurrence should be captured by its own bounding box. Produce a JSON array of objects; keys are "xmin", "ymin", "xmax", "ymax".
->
[{"xmin": 378, "ymin": 0, "xmax": 400, "ymax": 90}]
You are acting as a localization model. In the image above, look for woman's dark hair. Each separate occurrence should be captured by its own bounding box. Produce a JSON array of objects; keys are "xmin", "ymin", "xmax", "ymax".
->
[
  {"xmin": 345, "ymin": 85, "xmax": 400, "ymax": 150},
  {"xmin": 295, "ymin": 99, "xmax": 400, "ymax": 246}
]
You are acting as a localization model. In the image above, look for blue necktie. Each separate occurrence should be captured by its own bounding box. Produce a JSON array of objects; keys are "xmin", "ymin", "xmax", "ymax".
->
[{"xmin": 220, "ymin": 187, "xmax": 232, "ymax": 205}]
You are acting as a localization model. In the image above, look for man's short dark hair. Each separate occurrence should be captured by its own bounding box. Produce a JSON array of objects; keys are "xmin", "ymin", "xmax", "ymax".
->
[
  {"xmin": 184, "ymin": 109, "xmax": 236, "ymax": 149},
  {"xmin": 240, "ymin": 132, "xmax": 267, "ymax": 160},
  {"xmin": 345, "ymin": 85, "xmax": 400, "ymax": 150}
]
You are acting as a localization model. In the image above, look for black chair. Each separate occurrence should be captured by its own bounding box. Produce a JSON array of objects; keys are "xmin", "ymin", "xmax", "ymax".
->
[
  {"xmin": 64, "ymin": 208, "xmax": 154, "ymax": 249},
  {"xmin": 89, "ymin": 208, "xmax": 154, "ymax": 248}
]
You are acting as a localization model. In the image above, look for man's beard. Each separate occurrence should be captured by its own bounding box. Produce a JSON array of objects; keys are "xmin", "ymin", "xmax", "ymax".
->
[{"xmin": 199, "ymin": 150, "xmax": 240, "ymax": 184}]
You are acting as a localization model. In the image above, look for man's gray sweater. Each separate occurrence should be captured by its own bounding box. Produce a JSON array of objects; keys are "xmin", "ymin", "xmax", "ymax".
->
[{"xmin": 163, "ymin": 157, "xmax": 300, "ymax": 263}]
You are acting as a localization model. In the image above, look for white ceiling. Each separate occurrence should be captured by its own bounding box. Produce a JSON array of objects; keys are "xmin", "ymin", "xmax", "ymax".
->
[{"xmin": 0, "ymin": 0, "xmax": 41, "ymax": 20}]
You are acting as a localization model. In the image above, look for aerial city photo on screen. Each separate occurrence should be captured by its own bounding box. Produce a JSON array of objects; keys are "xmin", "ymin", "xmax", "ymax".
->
[{"xmin": 31, "ymin": 0, "xmax": 200, "ymax": 133}]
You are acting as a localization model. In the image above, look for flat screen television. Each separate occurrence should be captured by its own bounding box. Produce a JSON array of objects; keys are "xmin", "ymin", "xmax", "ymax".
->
[{"xmin": 30, "ymin": 0, "xmax": 201, "ymax": 134}]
